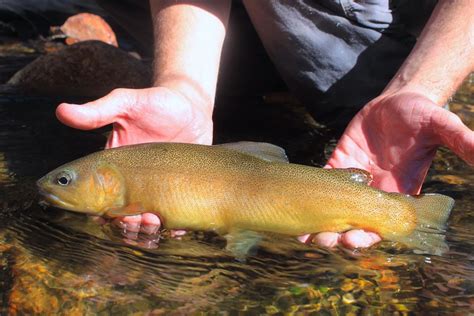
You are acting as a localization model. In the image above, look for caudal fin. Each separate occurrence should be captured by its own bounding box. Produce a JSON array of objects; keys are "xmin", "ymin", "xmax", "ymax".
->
[{"xmin": 394, "ymin": 193, "xmax": 454, "ymax": 256}]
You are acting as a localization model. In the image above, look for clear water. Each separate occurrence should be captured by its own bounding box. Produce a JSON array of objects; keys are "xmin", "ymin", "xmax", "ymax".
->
[{"xmin": 0, "ymin": 49, "xmax": 472, "ymax": 314}]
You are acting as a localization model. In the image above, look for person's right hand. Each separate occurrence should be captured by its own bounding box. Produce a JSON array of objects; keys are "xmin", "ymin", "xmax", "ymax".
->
[
  {"xmin": 56, "ymin": 87, "xmax": 213, "ymax": 149},
  {"xmin": 57, "ymin": 87, "xmax": 214, "ymax": 240}
]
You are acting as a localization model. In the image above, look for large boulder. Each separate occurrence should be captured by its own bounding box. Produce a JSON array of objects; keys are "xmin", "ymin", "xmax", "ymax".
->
[{"xmin": 8, "ymin": 40, "xmax": 151, "ymax": 97}]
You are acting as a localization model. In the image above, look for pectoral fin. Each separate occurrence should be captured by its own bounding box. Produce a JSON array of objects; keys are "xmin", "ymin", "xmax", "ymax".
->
[
  {"xmin": 105, "ymin": 203, "xmax": 146, "ymax": 218},
  {"xmin": 217, "ymin": 142, "xmax": 289, "ymax": 163},
  {"xmin": 224, "ymin": 229, "xmax": 263, "ymax": 260}
]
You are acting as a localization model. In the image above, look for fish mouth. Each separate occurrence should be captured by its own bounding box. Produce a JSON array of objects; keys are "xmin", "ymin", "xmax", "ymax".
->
[{"xmin": 37, "ymin": 187, "xmax": 76, "ymax": 210}]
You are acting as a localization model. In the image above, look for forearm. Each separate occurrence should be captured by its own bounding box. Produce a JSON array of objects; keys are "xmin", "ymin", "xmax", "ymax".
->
[
  {"xmin": 383, "ymin": 0, "xmax": 474, "ymax": 105},
  {"xmin": 149, "ymin": 0, "xmax": 231, "ymax": 113}
]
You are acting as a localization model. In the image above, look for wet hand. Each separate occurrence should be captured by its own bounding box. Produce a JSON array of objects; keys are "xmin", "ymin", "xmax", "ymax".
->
[
  {"xmin": 327, "ymin": 92, "xmax": 473, "ymax": 193},
  {"xmin": 310, "ymin": 92, "xmax": 473, "ymax": 250},
  {"xmin": 114, "ymin": 214, "xmax": 175, "ymax": 249},
  {"xmin": 93, "ymin": 213, "xmax": 187, "ymax": 248}
]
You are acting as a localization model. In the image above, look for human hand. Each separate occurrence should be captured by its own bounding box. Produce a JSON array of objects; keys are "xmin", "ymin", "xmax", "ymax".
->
[
  {"xmin": 56, "ymin": 87, "xmax": 213, "ymax": 148},
  {"xmin": 57, "ymin": 87, "xmax": 213, "ymax": 241},
  {"xmin": 305, "ymin": 92, "xmax": 473, "ymax": 249},
  {"xmin": 327, "ymin": 92, "xmax": 473, "ymax": 193}
]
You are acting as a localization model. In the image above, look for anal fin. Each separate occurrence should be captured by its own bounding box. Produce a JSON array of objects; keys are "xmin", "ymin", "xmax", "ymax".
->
[
  {"xmin": 105, "ymin": 202, "xmax": 146, "ymax": 218},
  {"xmin": 224, "ymin": 229, "xmax": 262, "ymax": 260}
]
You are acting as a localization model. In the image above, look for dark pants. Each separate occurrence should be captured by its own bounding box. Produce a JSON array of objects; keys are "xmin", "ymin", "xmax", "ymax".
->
[{"xmin": 99, "ymin": 0, "xmax": 437, "ymax": 115}]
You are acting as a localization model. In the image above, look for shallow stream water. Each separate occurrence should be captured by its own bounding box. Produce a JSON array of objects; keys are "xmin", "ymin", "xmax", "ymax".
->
[{"xmin": 0, "ymin": 45, "xmax": 473, "ymax": 314}]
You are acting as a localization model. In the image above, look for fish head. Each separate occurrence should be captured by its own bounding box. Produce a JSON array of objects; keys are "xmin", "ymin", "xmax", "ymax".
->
[{"xmin": 37, "ymin": 159, "xmax": 126, "ymax": 215}]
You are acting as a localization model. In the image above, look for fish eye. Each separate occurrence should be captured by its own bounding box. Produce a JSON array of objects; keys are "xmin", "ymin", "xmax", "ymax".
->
[{"xmin": 56, "ymin": 172, "xmax": 72, "ymax": 186}]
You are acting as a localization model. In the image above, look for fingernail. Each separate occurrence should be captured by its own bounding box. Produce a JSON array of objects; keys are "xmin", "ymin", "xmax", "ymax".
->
[
  {"xmin": 123, "ymin": 222, "xmax": 140, "ymax": 233},
  {"xmin": 141, "ymin": 224, "xmax": 159, "ymax": 235}
]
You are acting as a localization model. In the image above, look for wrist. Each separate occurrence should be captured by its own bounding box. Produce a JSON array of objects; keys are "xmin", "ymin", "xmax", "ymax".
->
[
  {"xmin": 381, "ymin": 0, "xmax": 474, "ymax": 106},
  {"xmin": 381, "ymin": 69, "xmax": 456, "ymax": 106},
  {"xmin": 381, "ymin": 74, "xmax": 457, "ymax": 106}
]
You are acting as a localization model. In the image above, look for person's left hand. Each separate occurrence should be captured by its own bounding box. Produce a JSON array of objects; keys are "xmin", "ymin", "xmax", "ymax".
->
[{"xmin": 303, "ymin": 91, "xmax": 474, "ymax": 249}]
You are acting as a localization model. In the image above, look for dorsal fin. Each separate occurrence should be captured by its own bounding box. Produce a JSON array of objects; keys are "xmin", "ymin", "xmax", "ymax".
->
[{"xmin": 216, "ymin": 141, "xmax": 289, "ymax": 163}]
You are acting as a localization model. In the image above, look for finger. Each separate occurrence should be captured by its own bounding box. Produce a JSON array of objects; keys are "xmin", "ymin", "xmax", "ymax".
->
[
  {"xmin": 140, "ymin": 213, "xmax": 161, "ymax": 226},
  {"xmin": 56, "ymin": 88, "xmax": 136, "ymax": 130},
  {"xmin": 312, "ymin": 232, "xmax": 341, "ymax": 248},
  {"xmin": 114, "ymin": 214, "xmax": 142, "ymax": 233},
  {"xmin": 140, "ymin": 213, "xmax": 161, "ymax": 235},
  {"xmin": 340, "ymin": 230, "xmax": 381, "ymax": 249},
  {"xmin": 431, "ymin": 107, "xmax": 474, "ymax": 165},
  {"xmin": 297, "ymin": 234, "xmax": 312, "ymax": 243}
]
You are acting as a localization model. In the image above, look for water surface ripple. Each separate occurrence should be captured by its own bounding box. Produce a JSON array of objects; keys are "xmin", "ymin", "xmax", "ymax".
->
[{"xmin": 0, "ymin": 77, "xmax": 473, "ymax": 314}]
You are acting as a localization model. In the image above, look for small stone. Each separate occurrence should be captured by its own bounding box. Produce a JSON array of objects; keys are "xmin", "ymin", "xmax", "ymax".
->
[
  {"xmin": 342, "ymin": 293, "xmax": 356, "ymax": 304},
  {"xmin": 393, "ymin": 304, "xmax": 410, "ymax": 312},
  {"xmin": 289, "ymin": 285, "xmax": 306, "ymax": 296},
  {"xmin": 310, "ymin": 303, "xmax": 322, "ymax": 312},
  {"xmin": 341, "ymin": 280, "xmax": 355, "ymax": 292},
  {"xmin": 265, "ymin": 305, "xmax": 279, "ymax": 314},
  {"xmin": 52, "ymin": 13, "xmax": 118, "ymax": 47},
  {"xmin": 318, "ymin": 285, "xmax": 330, "ymax": 294}
]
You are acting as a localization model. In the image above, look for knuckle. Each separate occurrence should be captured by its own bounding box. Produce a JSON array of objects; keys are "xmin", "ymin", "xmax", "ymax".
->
[{"xmin": 110, "ymin": 88, "xmax": 129, "ymax": 98}]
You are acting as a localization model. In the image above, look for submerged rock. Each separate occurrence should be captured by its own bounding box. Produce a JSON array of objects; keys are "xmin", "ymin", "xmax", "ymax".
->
[{"xmin": 7, "ymin": 40, "xmax": 151, "ymax": 97}]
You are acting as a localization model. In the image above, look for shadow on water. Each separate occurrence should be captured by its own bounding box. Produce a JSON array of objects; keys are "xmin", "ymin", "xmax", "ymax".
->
[{"xmin": 0, "ymin": 93, "xmax": 105, "ymax": 178}]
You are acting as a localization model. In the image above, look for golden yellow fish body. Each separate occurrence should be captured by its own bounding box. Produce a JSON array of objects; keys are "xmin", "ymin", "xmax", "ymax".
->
[{"xmin": 37, "ymin": 142, "xmax": 454, "ymax": 254}]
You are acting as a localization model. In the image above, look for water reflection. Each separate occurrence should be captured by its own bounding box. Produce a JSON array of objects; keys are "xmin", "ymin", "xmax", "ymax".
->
[{"xmin": 0, "ymin": 76, "xmax": 473, "ymax": 314}]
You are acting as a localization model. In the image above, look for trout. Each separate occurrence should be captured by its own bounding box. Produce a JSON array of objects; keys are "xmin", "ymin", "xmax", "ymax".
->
[{"xmin": 37, "ymin": 142, "xmax": 454, "ymax": 255}]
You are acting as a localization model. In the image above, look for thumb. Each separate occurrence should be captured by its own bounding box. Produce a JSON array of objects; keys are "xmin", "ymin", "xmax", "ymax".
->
[
  {"xmin": 323, "ymin": 163, "xmax": 333, "ymax": 169},
  {"xmin": 56, "ymin": 89, "xmax": 134, "ymax": 130},
  {"xmin": 431, "ymin": 106, "xmax": 474, "ymax": 165}
]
